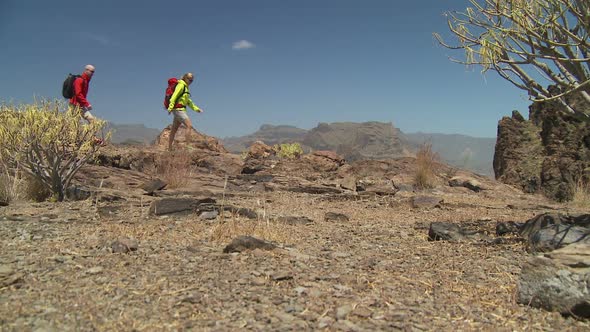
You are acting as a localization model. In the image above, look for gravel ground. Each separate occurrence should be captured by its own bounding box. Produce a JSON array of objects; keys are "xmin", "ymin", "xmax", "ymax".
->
[{"xmin": 1, "ymin": 185, "xmax": 589, "ymax": 331}]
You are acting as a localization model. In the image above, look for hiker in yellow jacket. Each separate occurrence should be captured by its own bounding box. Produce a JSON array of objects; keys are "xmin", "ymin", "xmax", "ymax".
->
[{"xmin": 167, "ymin": 72, "xmax": 203, "ymax": 151}]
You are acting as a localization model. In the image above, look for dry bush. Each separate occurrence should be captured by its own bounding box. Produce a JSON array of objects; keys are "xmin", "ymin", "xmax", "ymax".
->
[
  {"xmin": 414, "ymin": 142, "xmax": 440, "ymax": 189},
  {"xmin": 154, "ymin": 151, "xmax": 194, "ymax": 189},
  {"xmin": 570, "ymin": 179, "xmax": 590, "ymax": 208}
]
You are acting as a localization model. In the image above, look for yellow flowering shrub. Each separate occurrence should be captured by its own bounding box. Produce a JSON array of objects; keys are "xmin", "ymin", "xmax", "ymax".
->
[
  {"xmin": 0, "ymin": 100, "xmax": 109, "ymax": 201},
  {"xmin": 274, "ymin": 143, "xmax": 303, "ymax": 159}
]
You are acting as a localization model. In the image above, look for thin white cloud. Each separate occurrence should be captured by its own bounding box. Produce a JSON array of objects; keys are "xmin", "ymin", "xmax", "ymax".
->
[
  {"xmin": 232, "ymin": 40, "xmax": 255, "ymax": 50},
  {"xmin": 77, "ymin": 32, "xmax": 111, "ymax": 46}
]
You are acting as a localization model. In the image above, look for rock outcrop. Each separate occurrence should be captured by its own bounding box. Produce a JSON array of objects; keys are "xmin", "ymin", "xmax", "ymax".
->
[
  {"xmin": 96, "ymin": 126, "xmax": 242, "ymax": 176},
  {"xmin": 494, "ymin": 91, "xmax": 590, "ymax": 201},
  {"xmin": 155, "ymin": 125, "xmax": 228, "ymax": 153}
]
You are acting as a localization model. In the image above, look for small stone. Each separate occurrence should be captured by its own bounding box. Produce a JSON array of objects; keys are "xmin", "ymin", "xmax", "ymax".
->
[
  {"xmin": 318, "ymin": 316, "xmax": 335, "ymax": 329},
  {"xmin": 86, "ymin": 267, "xmax": 104, "ymax": 275},
  {"xmin": 336, "ymin": 304, "xmax": 353, "ymax": 320},
  {"xmin": 308, "ymin": 288, "xmax": 322, "ymax": 297},
  {"xmin": 54, "ymin": 255, "xmax": 73, "ymax": 263},
  {"xmin": 352, "ymin": 306, "xmax": 372, "ymax": 318},
  {"xmin": 275, "ymin": 312, "xmax": 295, "ymax": 323},
  {"xmin": 111, "ymin": 238, "xmax": 139, "ymax": 253},
  {"xmin": 411, "ymin": 195, "xmax": 443, "ymax": 209},
  {"xmin": 284, "ymin": 304, "xmax": 303, "ymax": 313},
  {"xmin": 331, "ymin": 252, "xmax": 351, "ymax": 259},
  {"xmin": 223, "ymin": 236, "xmax": 276, "ymax": 253},
  {"xmin": 251, "ymin": 277, "xmax": 267, "ymax": 286},
  {"xmin": 0, "ymin": 265, "xmax": 14, "ymax": 276},
  {"xmin": 271, "ymin": 271, "xmax": 293, "ymax": 281},
  {"xmin": 324, "ymin": 212, "xmax": 350, "ymax": 222},
  {"xmin": 294, "ymin": 286, "xmax": 307, "ymax": 295},
  {"xmin": 141, "ymin": 178, "xmax": 167, "ymax": 194},
  {"xmin": 199, "ymin": 211, "xmax": 218, "ymax": 220}
]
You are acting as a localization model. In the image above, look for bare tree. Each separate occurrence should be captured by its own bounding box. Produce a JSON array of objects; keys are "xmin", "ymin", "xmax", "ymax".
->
[{"xmin": 434, "ymin": 0, "xmax": 590, "ymax": 115}]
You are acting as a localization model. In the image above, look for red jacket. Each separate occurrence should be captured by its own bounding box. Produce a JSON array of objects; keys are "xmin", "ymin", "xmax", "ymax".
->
[{"xmin": 69, "ymin": 72, "xmax": 92, "ymax": 108}]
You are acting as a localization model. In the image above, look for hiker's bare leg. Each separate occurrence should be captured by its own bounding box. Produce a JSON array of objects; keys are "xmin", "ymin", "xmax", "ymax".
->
[
  {"xmin": 168, "ymin": 119, "xmax": 182, "ymax": 151},
  {"xmin": 82, "ymin": 109, "xmax": 95, "ymax": 124},
  {"xmin": 183, "ymin": 117, "xmax": 193, "ymax": 141},
  {"xmin": 80, "ymin": 109, "xmax": 105, "ymax": 144}
]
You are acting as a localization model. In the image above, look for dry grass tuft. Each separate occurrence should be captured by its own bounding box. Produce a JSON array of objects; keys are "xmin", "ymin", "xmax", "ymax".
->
[
  {"xmin": 210, "ymin": 215, "xmax": 294, "ymax": 245},
  {"xmin": 0, "ymin": 168, "xmax": 50, "ymax": 203},
  {"xmin": 570, "ymin": 179, "xmax": 590, "ymax": 208},
  {"xmin": 210, "ymin": 179, "xmax": 294, "ymax": 245},
  {"xmin": 0, "ymin": 169, "xmax": 26, "ymax": 203},
  {"xmin": 153, "ymin": 151, "xmax": 194, "ymax": 189},
  {"xmin": 414, "ymin": 142, "xmax": 440, "ymax": 189}
]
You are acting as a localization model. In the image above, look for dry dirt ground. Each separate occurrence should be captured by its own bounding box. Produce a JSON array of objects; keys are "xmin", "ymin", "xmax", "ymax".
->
[{"xmin": 1, "ymin": 158, "xmax": 589, "ymax": 331}]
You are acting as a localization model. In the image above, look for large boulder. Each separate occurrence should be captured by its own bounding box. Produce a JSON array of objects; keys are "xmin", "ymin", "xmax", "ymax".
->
[
  {"xmin": 516, "ymin": 213, "xmax": 590, "ymax": 318},
  {"xmin": 517, "ymin": 242, "xmax": 590, "ymax": 318},
  {"xmin": 494, "ymin": 91, "xmax": 590, "ymax": 201},
  {"xmin": 303, "ymin": 151, "xmax": 345, "ymax": 172},
  {"xmin": 246, "ymin": 141, "xmax": 276, "ymax": 159},
  {"xmin": 519, "ymin": 213, "xmax": 590, "ymax": 252},
  {"xmin": 97, "ymin": 132, "xmax": 242, "ymax": 176},
  {"xmin": 240, "ymin": 141, "xmax": 278, "ymax": 175}
]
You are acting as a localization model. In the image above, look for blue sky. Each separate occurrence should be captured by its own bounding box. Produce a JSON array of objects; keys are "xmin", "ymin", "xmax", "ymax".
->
[{"xmin": 0, "ymin": 0, "xmax": 531, "ymax": 138}]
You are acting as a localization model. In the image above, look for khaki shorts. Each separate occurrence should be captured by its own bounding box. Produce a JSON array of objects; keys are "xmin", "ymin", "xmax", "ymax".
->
[{"xmin": 171, "ymin": 110, "xmax": 189, "ymax": 123}]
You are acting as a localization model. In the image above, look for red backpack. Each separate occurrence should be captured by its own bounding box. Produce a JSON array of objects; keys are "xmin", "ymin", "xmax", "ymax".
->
[{"xmin": 163, "ymin": 78, "xmax": 186, "ymax": 110}]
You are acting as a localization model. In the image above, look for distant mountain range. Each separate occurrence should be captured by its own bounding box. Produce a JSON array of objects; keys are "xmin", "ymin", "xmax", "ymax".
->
[
  {"xmin": 108, "ymin": 121, "xmax": 496, "ymax": 177},
  {"xmin": 223, "ymin": 123, "xmax": 496, "ymax": 177}
]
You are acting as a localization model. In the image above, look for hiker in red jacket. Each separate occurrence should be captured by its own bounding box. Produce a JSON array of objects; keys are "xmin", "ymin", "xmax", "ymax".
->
[{"xmin": 69, "ymin": 64, "xmax": 96, "ymax": 123}]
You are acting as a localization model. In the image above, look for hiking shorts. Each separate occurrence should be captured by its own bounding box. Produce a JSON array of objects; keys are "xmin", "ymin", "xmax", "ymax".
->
[{"xmin": 171, "ymin": 110, "xmax": 189, "ymax": 123}]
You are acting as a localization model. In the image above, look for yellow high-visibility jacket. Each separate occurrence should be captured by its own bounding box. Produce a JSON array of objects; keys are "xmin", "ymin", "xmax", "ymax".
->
[{"xmin": 168, "ymin": 79, "xmax": 201, "ymax": 112}]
